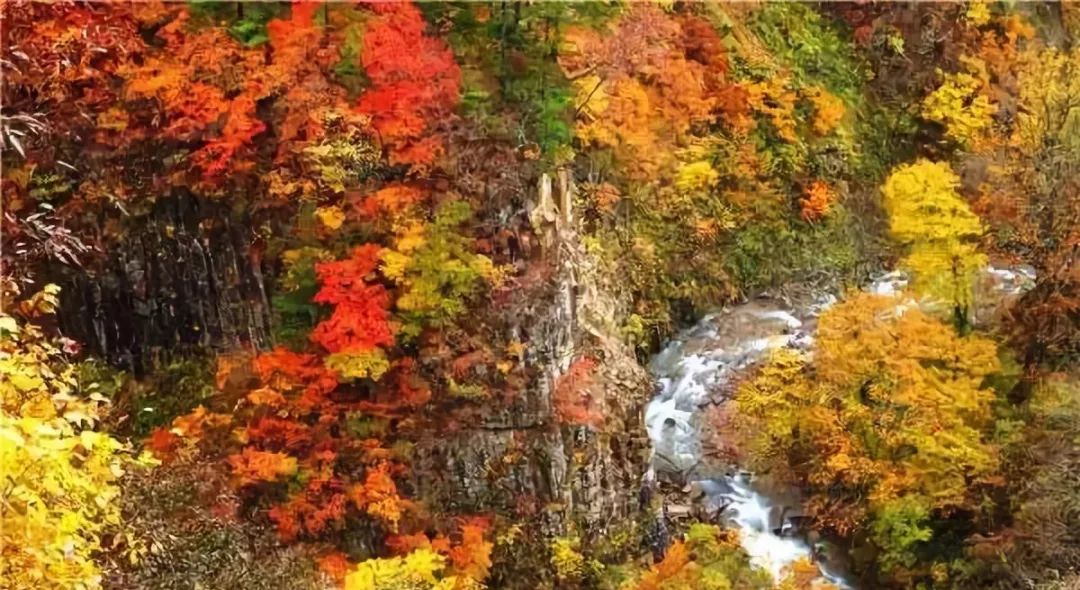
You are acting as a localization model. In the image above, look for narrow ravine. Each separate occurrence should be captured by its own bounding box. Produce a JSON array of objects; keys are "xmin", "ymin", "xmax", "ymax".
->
[
  {"xmin": 645, "ymin": 297, "xmax": 849, "ymax": 587},
  {"xmin": 643, "ymin": 267, "xmax": 1034, "ymax": 587}
]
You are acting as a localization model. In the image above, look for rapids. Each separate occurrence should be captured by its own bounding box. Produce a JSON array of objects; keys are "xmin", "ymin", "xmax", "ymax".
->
[{"xmin": 643, "ymin": 266, "xmax": 1034, "ymax": 587}]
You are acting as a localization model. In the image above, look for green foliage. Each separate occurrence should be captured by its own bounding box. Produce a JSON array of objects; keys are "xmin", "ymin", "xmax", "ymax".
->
[
  {"xmin": 446, "ymin": 377, "xmax": 488, "ymax": 400},
  {"xmin": 27, "ymin": 171, "xmax": 73, "ymax": 202},
  {"xmin": 125, "ymin": 357, "xmax": 216, "ymax": 437},
  {"xmin": 850, "ymin": 102, "xmax": 921, "ymax": 182},
  {"xmin": 272, "ymin": 247, "xmax": 330, "ymax": 348},
  {"xmin": 302, "ymin": 126, "xmax": 382, "ymax": 195},
  {"xmin": 325, "ymin": 348, "xmax": 390, "ymax": 382},
  {"xmin": 600, "ymin": 165, "xmax": 859, "ymax": 336},
  {"xmin": 726, "ymin": 203, "xmax": 860, "ymax": 292},
  {"xmin": 684, "ymin": 524, "xmax": 774, "ymax": 589},
  {"xmin": 332, "ymin": 23, "xmax": 370, "ymax": 99},
  {"xmin": 189, "ymin": 1, "xmax": 288, "ymax": 47},
  {"xmin": 381, "ymin": 200, "xmax": 499, "ymax": 339},
  {"xmin": 747, "ymin": 3, "xmax": 867, "ymax": 103},
  {"xmin": 345, "ymin": 413, "xmax": 390, "ymax": 439},
  {"xmin": 871, "ymin": 497, "xmax": 934, "ymax": 572},
  {"xmin": 427, "ymin": 3, "xmax": 584, "ymax": 159},
  {"xmin": 744, "ymin": 3, "xmax": 914, "ymax": 183},
  {"xmin": 550, "ymin": 536, "xmax": 589, "ymax": 583},
  {"xmin": 74, "ymin": 359, "xmax": 128, "ymax": 402}
]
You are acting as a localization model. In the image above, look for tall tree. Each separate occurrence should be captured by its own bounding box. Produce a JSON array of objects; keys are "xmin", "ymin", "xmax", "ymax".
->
[
  {"xmin": 735, "ymin": 293, "xmax": 1001, "ymax": 578},
  {"xmin": 881, "ymin": 159, "xmax": 986, "ymax": 328}
]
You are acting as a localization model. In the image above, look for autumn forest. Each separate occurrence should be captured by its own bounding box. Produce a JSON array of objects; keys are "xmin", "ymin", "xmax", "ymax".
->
[{"xmin": 1, "ymin": 2, "xmax": 1078, "ymax": 589}]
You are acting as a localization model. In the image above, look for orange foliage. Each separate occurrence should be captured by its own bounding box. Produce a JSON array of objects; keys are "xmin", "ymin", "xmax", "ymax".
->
[
  {"xmin": 246, "ymin": 387, "xmax": 288, "ymax": 408},
  {"xmin": 12, "ymin": 0, "xmax": 485, "ymax": 573},
  {"xmin": 806, "ymin": 87, "xmax": 846, "ymax": 135},
  {"xmin": 348, "ymin": 462, "xmax": 405, "ymax": 531},
  {"xmin": 215, "ymin": 351, "xmax": 255, "ymax": 391},
  {"xmin": 451, "ymin": 349, "xmax": 494, "ymax": 380},
  {"xmin": 746, "ymin": 78, "xmax": 799, "ymax": 142},
  {"xmin": 266, "ymin": 2, "xmax": 322, "ymax": 81},
  {"xmin": 385, "ymin": 518, "xmax": 493, "ymax": 582},
  {"xmin": 583, "ymin": 182, "xmax": 623, "ymax": 213},
  {"xmin": 679, "ymin": 14, "xmax": 730, "ymax": 84},
  {"xmin": 253, "ymin": 348, "xmax": 339, "ymax": 410},
  {"xmin": 227, "ymin": 448, "xmax": 299, "ymax": 486},
  {"xmin": 637, "ymin": 541, "xmax": 692, "ymax": 590},
  {"xmin": 121, "ymin": 10, "xmax": 267, "ymax": 174},
  {"xmin": 245, "ymin": 416, "xmax": 312, "ymax": 450},
  {"xmin": 156, "ymin": 344, "xmax": 410, "ymax": 541},
  {"xmin": 800, "ymin": 181, "xmax": 835, "ymax": 222},
  {"xmin": 4, "ymin": 3, "xmax": 146, "ymax": 112},
  {"xmin": 146, "ymin": 405, "xmax": 231, "ymax": 464},
  {"xmin": 318, "ymin": 552, "xmax": 352, "ymax": 584},
  {"xmin": 387, "ymin": 531, "xmax": 438, "ymax": 555},
  {"xmin": 170, "ymin": 405, "xmax": 231, "ymax": 439},
  {"xmin": 311, "ymin": 245, "xmax": 396, "ymax": 354},
  {"xmin": 191, "ymin": 95, "xmax": 267, "ymax": 180},
  {"xmin": 389, "ymin": 359, "xmax": 433, "ymax": 408},
  {"xmin": 146, "ymin": 428, "xmax": 180, "ymax": 460},
  {"xmin": 160, "ymin": 83, "xmax": 230, "ymax": 140},
  {"xmin": 355, "ymin": 2, "xmax": 460, "ymax": 167},
  {"xmin": 552, "ymin": 357, "xmax": 605, "ymax": 429},
  {"xmin": 263, "ymin": 1, "xmax": 348, "ymax": 156},
  {"xmin": 564, "ymin": 5, "xmax": 728, "ymax": 179},
  {"xmin": 351, "ymin": 184, "xmax": 427, "ymax": 220},
  {"xmin": 447, "ymin": 518, "xmax": 494, "ymax": 581},
  {"xmin": 270, "ymin": 487, "xmax": 350, "ymax": 541},
  {"xmin": 354, "ymin": 359, "xmax": 434, "ymax": 415},
  {"xmin": 716, "ymin": 85, "xmax": 754, "ymax": 133},
  {"xmin": 782, "ymin": 557, "xmax": 830, "ymax": 589}
]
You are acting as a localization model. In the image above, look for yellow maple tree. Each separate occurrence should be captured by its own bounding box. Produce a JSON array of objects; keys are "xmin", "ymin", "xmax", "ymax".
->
[
  {"xmin": 881, "ymin": 159, "xmax": 987, "ymax": 323},
  {"xmin": 921, "ymin": 71, "xmax": 997, "ymax": 147},
  {"xmin": 736, "ymin": 293, "xmax": 1000, "ymax": 564}
]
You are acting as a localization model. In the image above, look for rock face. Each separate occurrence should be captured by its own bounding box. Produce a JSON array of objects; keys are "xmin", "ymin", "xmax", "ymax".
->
[
  {"xmin": 409, "ymin": 352, "xmax": 650, "ymax": 534},
  {"xmin": 55, "ymin": 194, "xmax": 274, "ymax": 374},
  {"xmin": 54, "ymin": 174, "xmax": 652, "ymax": 544},
  {"xmin": 409, "ymin": 171, "xmax": 652, "ymax": 538}
]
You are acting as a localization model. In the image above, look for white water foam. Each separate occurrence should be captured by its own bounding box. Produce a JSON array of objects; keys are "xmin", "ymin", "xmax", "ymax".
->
[
  {"xmin": 644, "ymin": 267, "xmax": 1033, "ymax": 587},
  {"xmin": 645, "ymin": 304, "xmax": 846, "ymax": 586}
]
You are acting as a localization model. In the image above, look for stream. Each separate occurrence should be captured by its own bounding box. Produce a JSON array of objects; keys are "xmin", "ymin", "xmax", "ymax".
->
[{"xmin": 643, "ymin": 267, "xmax": 1035, "ymax": 587}]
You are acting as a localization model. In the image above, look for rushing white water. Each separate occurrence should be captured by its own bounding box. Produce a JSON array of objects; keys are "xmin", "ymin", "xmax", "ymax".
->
[
  {"xmin": 643, "ymin": 266, "xmax": 1035, "ymax": 587},
  {"xmin": 645, "ymin": 300, "xmax": 847, "ymax": 586}
]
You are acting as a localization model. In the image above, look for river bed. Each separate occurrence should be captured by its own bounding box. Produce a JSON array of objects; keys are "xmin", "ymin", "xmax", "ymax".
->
[{"xmin": 643, "ymin": 266, "xmax": 1034, "ymax": 587}]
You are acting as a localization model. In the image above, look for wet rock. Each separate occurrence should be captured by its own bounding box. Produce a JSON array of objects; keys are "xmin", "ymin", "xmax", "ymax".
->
[
  {"xmin": 646, "ymin": 296, "xmax": 850, "ymax": 585},
  {"xmin": 974, "ymin": 265, "xmax": 1036, "ymax": 325}
]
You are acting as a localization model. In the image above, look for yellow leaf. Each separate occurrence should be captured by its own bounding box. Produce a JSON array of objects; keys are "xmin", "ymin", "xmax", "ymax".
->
[{"xmin": 315, "ymin": 206, "xmax": 346, "ymax": 231}]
